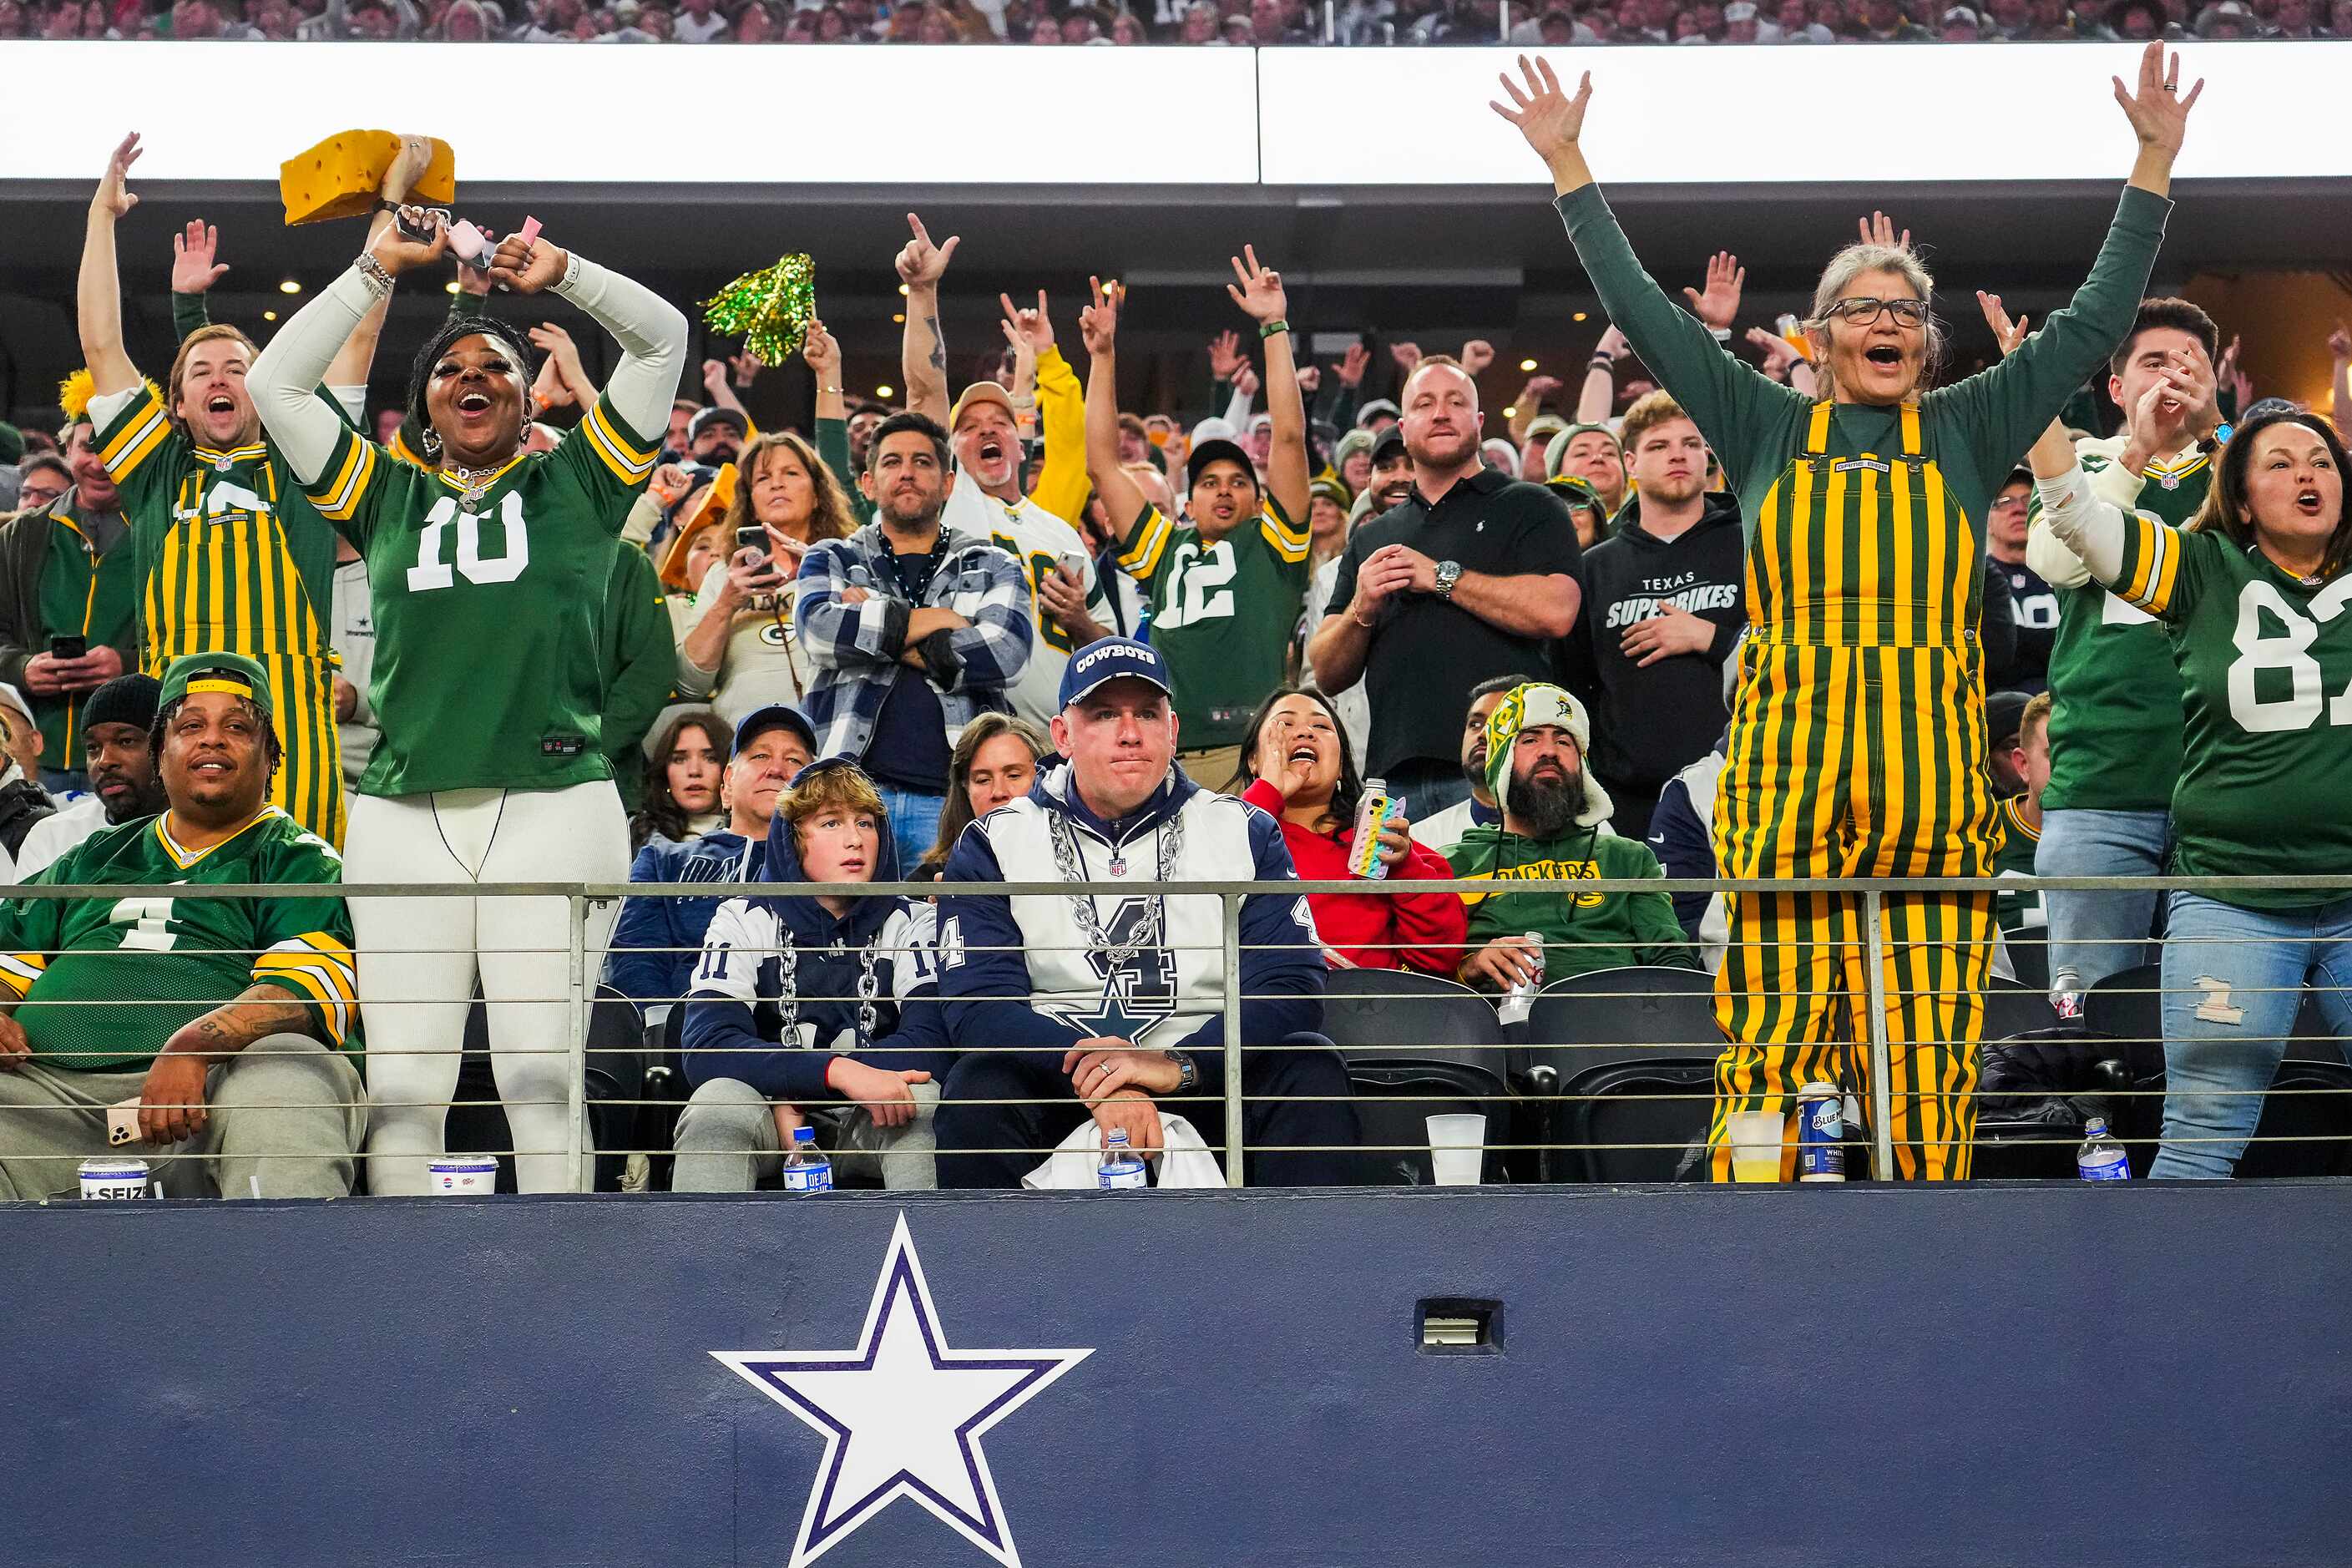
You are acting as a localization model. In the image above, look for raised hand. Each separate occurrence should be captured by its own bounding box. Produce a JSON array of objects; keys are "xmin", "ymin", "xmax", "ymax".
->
[
  {"xmin": 1390, "ymin": 341, "xmax": 1423, "ymax": 375},
  {"xmin": 2113, "ymin": 41, "xmax": 2202, "ymax": 157},
  {"xmin": 1335, "ymin": 341, "xmax": 1370, "ymax": 388},
  {"xmin": 1975, "ymin": 291, "xmax": 2031, "ymax": 357},
  {"xmin": 1745, "ymin": 325, "xmax": 1799, "ymax": 377},
  {"xmin": 1080, "ymin": 275, "xmax": 1124, "ymax": 358},
  {"xmin": 381, "ymin": 132, "xmax": 432, "ymax": 204},
  {"xmin": 1206, "ymin": 328, "xmax": 1245, "ymax": 381},
  {"xmin": 999, "ymin": 289, "xmax": 1055, "ymax": 356},
  {"xmin": 802, "ymin": 318, "xmax": 842, "ymax": 380},
  {"xmin": 369, "ymin": 203, "xmax": 450, "ymax": 278},
  {"xmin": 729, "ymin": 349, "xmax": 761, "ymax": 388},
  {"xmin": 1226, "ymin": 244, "xmax": 1287, "ymax": 324},
  {"xmin": 1232, "ymin": 363, "xmax": 1262, "ymax": 400},
  {"xmin": 1858, "ymin": 210, "xmax": 1911, "ymax": 250},
  {"xmin": 170, "ymin": 220, "xmax": 227, "ymax": 293},
  {"xmin": 487, "ymin": 227, "xmax": 567, "ymax": 293},
  {"xmin": 1489, "ymin": 54, "xmax": 1592, "ymax": 165},
  {"xmin": 1460, "ymin": 338, "xmax": 1496, "ymax": 377},
  {"xmin": 1520, "ymin": 372, "xmax": 1565, "ymax": 406},
  {"xmin": 1682, "ymin": 250, "xmax": 1745, "ymax": 331},
  {"xmin": 701, "ymin": 358, "xmax": 732, "ymax": 401},
  {"xmin": 2330, "ymin": 321, "xmax": 2352, "ymax": 362},
  {"xmin": 1297, "ymin": 365, "xmax": 1323, "ymax": 393},
  {"xmin": 894, "ymin": 211, "xmax": 959, "ymax": 289},
  {"xmin": 2127, "ymin": 352, "xmax": 2203, "ymax": 462},
  {"xmin": 1595, "ymin": 322, "xmax": 1629, "ymax": 361},
  {"xmin": 94, "ymin": 131, "xmax": 141, "ymax": 219},
  {"xmin": 531, "ymin": 355, "xmax": 574, "ymax": 411}
]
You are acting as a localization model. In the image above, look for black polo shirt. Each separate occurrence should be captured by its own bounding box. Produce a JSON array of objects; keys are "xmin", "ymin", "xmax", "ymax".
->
[{"xmin": 1323, "ymin": 468, "xmax": 1583, "ymax": 776}]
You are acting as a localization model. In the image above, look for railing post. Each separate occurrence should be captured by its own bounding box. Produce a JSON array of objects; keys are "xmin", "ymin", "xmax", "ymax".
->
[
  {"xmin": 1222, "ymin": 890, "xmax": 1246, "ymax": 1189},
  {"xmin": 1862, "ymin": 888, "xmax": 1895, "ymax": 1181},
  {"xmin": 566, "ymin": 890, "xmax": 589, "ymax": 1195}
]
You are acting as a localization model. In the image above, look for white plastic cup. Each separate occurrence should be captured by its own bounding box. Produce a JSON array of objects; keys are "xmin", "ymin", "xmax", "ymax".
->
[
  {"xmin": 78, "ymin": 1158, "xmax": 149, "ymax": 1201},
  {"xmin": 1726, "ymin": 1110, "xmax": 1786, "ymax": 1184},
  {"xmin": 1426, "ymin": 1113, "xmax": 1487, "ymax": 1187},
  {"xmin": 427, "ymin": 1156, "xmax": 498, "ymax": 1195}
]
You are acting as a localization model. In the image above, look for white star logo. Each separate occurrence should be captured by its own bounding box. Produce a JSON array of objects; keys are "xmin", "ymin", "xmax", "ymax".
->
[{"xmin": 713, "ymin": 1213, "xmax": 1092, "ymax": 1568}]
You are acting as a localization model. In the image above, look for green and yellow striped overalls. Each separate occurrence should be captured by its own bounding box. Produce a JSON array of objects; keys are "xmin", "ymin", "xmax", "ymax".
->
[{"xmin": 1708, "ymin": 401, "xmax": 1997, "ymax": 1181}]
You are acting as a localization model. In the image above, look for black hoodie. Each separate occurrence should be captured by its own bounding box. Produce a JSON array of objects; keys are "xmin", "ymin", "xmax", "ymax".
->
[{"xmin": 1563, "ymin": 490, "xmax": 1746, "ymax": 796}]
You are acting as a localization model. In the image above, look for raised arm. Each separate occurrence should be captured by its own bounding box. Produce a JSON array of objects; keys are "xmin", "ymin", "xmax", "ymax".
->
[
  {"xmin": 76, "ymin": 133, "xmax": 144, "ymax": 397},
  {"xmin": 325, "ymin": 135, "xmax": 433, "ymax": 397},
  {"xmin": 1940, "ymin": 43, "xmax": 2193, "ymax": 476},
  {"xmin": 804, "ymin": 318, "xmax": 848, "ymax": 426},
  {"xmin": 1226, "ymin": 245, "xmax": 1311, "ymax": 526},
  {"xmin": 1576, "ymin": 325, "xmax": 1624, "ymax": 424},
  {"xmin": 488, "ymin": 228, "xmax": 688, "ymax": 444},
  {"xmin": 1494, "ymin": 58, "xmax": 1795, "ymax": 467},
  {"xmin": 250, "ymin": 210, "xmax": 453, "ymax": 484},
  {"xmin": 1079, "ymin": 276, "xmax": 1150, "ymax": 543},
  {"xmin": 896, "ymin": 212, "xmax": 958, "ymax": 427}
]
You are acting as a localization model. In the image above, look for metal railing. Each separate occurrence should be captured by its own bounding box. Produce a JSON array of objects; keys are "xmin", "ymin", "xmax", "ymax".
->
[{"xmin": 6, "ymin": 870, "xmax": 2348, "ymax": 1195}]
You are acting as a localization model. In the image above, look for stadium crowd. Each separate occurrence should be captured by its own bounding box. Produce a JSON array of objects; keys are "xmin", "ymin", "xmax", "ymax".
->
[
  {"xmin": 0, "ymin": 43, "xmax": 2339, "ymax": 1199},
  {"xmin": 0, "ymin": 0, "xmax": 2340, "ymax": 43}
]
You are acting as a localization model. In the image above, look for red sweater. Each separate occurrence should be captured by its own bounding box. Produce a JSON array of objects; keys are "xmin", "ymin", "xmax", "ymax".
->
[{"xmin": 1242, "ymin": 780, "xmax": 1467, "ymax": 976}]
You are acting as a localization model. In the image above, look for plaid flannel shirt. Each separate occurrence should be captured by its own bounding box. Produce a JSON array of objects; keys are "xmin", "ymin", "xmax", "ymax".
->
[{"xmin": 794, "ymin": 522, "xmax": 1034, "ymax": 764}]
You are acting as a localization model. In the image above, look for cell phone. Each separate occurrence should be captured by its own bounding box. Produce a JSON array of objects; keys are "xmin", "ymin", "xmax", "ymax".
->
[
  {"xmin": 393, "ymin": 205, "xmax": 446, "ymax": 246},
  {"xmin": 1057, "ymin": 552, "xmax": 1087, "ymax": 584},
  {"xmin": 107, "ymin": 1099, "xmax": 141, "ymax": 1146},
  {"xmin": 48, "ymin": 635, "xmax": 85, "ymax": 661},
  {"xmin": 735, "ymin": 526, "xmax": 772, "ymax": 569}
]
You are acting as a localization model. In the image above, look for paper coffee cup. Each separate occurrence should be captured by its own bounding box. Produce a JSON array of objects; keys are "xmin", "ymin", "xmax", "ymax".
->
[{"xmin": 427, "ymin": 1156, "xmax": 498, "ymax": 1195}]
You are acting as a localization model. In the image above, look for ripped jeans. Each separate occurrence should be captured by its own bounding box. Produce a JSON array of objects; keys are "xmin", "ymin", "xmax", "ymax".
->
[{"xmin": 2152, "ymin": 890, "xmax": 2352, "ymax": 1178}]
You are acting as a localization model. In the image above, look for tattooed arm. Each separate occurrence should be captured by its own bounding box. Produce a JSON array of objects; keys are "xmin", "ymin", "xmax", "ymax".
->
[
  {"xmin": 136, "ymin": 984, "xmax": 319, "ymax": 1145},
  {"xmin": 896, "ymin": 211, "xmax": 957, "ymax": 427}
]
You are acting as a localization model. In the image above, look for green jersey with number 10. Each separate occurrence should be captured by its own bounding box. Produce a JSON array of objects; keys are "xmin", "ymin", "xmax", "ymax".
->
[
  {"xmin": 2111, "ymin": 512, "xmax": 2352, "ymax": 908},
  {"xmin": 301, "ymin": 394, "xmax": 657, "ymax": 797}
]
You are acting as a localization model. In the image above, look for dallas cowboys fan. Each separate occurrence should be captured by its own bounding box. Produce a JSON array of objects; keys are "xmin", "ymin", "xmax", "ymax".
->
[{"xmin": 933, "ymin": 637, "xmax": 1361, "ymax": 1187}]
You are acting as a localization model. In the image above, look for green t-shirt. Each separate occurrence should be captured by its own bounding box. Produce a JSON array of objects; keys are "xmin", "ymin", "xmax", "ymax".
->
[
  {"xmin": 298, "ymin": 394, "xmax": 657, "ymax": 796},
  {"xmin": 1115, "ymin": 496, "xmax": 1311, "ymax": 749},
  {"xmin": 2111, "ymin": 516, "xmax": 2352, "ymax": 909},
  {"xmin": 601, "ymin": 540, "xmax": 675, "ymax": 812},
  {"xmin": 1554, "ymin": 183, "xmax": 2168, "ymax": 593},
  {"xmin": 1443, "ymin": 822, "xmax": 1694, "ymax": 982},
  {"xmin": 1991, "ymin": 794, "xmax": 2046, "ymax": 936},
  {"xmin": 2034, "ymin": 436, "xmax": 2211, "ymax": 814},
  {"xmin": 29, "ymin": 503, "xmax": 138, "ymax": 771},
  {"xmin": 0, "ymin": 808, "xmax": 356, "ymax": 1070}
]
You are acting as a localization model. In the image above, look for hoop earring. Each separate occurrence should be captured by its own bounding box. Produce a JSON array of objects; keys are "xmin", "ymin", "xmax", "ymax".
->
[{"xmin": 419, "ymin": 423, "xmax": 441, "ymax": 459}]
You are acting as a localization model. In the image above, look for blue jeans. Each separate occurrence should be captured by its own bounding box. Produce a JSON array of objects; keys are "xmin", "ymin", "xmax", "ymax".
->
[
  {"xmin": 1383, "ymin": 758, "xmax": 1475, "ymax": 820},
  {"xmin": 878, "ymin": 787, "xmax": 945, "ymax": 866},
  {"xmin": 2152, "ymin": 891, "xmax": 2352, "ymax": 1179},
  {"xmin": 2036, "ymin": 808, "xmax": 2167, "ymax": 991}
]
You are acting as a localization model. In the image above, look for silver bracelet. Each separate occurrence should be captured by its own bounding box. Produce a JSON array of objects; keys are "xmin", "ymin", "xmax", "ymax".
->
[
  {"xmin": 549, "ymin": 248, "xmax": 585, "ymax": 298},
  {"xmin": 353, "ymin": 252, "xmax": 394, "ymax": 297}
]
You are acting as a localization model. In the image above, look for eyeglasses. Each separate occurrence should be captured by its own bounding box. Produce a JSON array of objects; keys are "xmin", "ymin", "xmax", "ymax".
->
[{"xmin": 1824, "ymin": 296, "xmax": 1930, "ymax": 328}]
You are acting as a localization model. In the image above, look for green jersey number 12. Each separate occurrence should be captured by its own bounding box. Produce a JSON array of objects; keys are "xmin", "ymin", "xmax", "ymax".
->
[{"xmin": 407, "ymin": 493, "xmax": 531, "ymax": 593}]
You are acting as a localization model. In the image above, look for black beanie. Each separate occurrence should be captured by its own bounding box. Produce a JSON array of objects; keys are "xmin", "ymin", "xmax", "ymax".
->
[{"xmin": 83, "ymin": 673, "xmax": 161, "ymax": 735}]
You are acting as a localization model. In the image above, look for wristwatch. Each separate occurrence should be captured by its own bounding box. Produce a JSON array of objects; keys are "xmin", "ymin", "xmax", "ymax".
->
[
  {"xmin": 1163, "ymin": 1050, "xmax": 1200, "ymax": 1094},
  {"xmin": 1433, "ymin": 559, "xmax": 1464, "ymax": 600}
]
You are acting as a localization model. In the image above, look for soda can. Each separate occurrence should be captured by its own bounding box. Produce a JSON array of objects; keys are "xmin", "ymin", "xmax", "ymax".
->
[
  {"xmin": 428, "ymin": 1156, "xmax": 499, "ymax": 1195},
  {"xmin": 1795, "ymin": 1081, "xmax": 1845, "ymax": 1183},
  {"xmin": 78, "ymin": 1158, "xmax": 149, "ymax": 1201}
]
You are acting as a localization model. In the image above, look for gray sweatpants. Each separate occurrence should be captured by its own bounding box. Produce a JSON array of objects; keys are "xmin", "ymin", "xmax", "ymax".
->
[
  {"xmin": 0, "ymin": 1034, "xmax": 367, "ymax": 1201},
  {"xmin": 672, "ymin": 1076, "xmax": 939, "ymax": 1191}
]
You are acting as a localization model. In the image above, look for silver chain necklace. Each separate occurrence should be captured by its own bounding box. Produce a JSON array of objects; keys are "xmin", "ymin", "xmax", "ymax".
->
[
  {"xmin": 771, "ymin": 934, "xmax": 881, "ymax": 1045},
  {"xmin": 1047, "ymin": 807, "xmax": 1185, "ymax": 969},
  {"xmin": 442, "ymin": 460, "xmax": 507, "ymax": 507}
]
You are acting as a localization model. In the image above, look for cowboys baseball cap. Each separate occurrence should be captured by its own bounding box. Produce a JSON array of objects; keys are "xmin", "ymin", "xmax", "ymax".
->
[
  {"xmin": 159, "ymin": 651, "xmax": 274, "ymax": 717},
  {"xmin": 1059, "ymin": 637, "xmax": 1173, "ymax": 710},
  {"xmin": 733, "ymin": 702, "xmax": 816, "ymax": 756}
]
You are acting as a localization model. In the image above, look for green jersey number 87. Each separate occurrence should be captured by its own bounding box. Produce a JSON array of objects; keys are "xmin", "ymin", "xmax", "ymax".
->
[{"xmin": 2228, "ymin": 578, "xmax": 2352, "ymax": 734}]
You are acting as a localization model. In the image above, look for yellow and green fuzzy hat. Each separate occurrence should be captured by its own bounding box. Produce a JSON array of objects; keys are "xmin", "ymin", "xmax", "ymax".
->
[{"xmin": 1483, "ymin": 681, "xmax": 1614, "ymax": 829}]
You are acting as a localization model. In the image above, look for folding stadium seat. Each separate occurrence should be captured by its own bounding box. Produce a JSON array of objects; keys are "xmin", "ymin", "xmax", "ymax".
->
[
  {"xmin": 1520, "ymin": 966, "xmax": 1720, "ymax": 1182},
  {"xmin": 1982, "ymin": 978, "xmax": 2061, "ymax": 1043},
  {"xmin": 1974, "ymin": 1025, "xmax": 2132, "ymax": 1179},
  {"xmin": 1555, "ymin": 1056, "xmax": 1719, "ymax": 1183},
  {"xmin": 1319, "ymin": 968, "xmax": 1513, "ymax": 1185},
  {"xmin": 2230, "ymin": 1058, "xmax": 2352, "ymax": 1178}
]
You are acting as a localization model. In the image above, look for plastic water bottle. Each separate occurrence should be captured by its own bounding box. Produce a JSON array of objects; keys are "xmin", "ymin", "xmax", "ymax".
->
[
  {"xmin": 1097, "ymin": 1128, "xmax": 1148, "ymax": 1191},
  {"xmin": 2050, "ymin": 964, "xmax": 2085, "ymax": 1021},
  {"xmin": 782, "ymin": 1125, "xmax": 832, "ymax": 1193},
  {"xmin": 1497, "ymin": 933, "xmax": 1545, "ymax": 1028},
  {"xmin": 2076, "ymin": 1116, "xmax": 2130, "ymax": 1181},
  {"xmin": 1348, "ymin": 779, "xmax": 1398, "ymax": 880}
]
